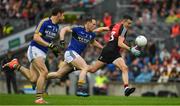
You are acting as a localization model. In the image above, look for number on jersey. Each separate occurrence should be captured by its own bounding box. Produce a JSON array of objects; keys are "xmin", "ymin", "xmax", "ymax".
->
[{"xmin": 109, "ymin": 31, "xmax": 116, "ymax": 41}]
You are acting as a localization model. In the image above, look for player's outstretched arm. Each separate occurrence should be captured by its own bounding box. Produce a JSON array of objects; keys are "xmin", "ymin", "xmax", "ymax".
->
[
  {"xmin": 91, "ymin": 39, "xmax": 103, "ymax": 49},
  {"xmin": 93, "ymin": 27, "xmax": 109, "ymax": 33},
  {"xmin": 59, "ymin": 26, "xmax": 72, "ymax": 40}
]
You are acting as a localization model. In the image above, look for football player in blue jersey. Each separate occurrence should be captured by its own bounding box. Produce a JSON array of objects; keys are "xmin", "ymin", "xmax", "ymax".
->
[
  {"xmin": 3, "ymin": 7, "xmax": 65, "ymax": 104},
  {"xmin": 47, "ymin": 16, "xmax": 104, "ymax": 96}
]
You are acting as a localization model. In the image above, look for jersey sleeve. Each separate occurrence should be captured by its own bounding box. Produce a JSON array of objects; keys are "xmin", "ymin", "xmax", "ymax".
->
[
  {"xmin": 119, "ymin": 26, "xmax": 127, "ymax": 37},
  {"xmin": 35, "ymin": 19, "xmax": 47, "ymax": 35},
  {"xmin": 71, "ymin": 27, "xmax": 79, "ymax": 38},
  {"xmin": 72, "ymin": 26, "xmax": 80, "ymax": 33}
]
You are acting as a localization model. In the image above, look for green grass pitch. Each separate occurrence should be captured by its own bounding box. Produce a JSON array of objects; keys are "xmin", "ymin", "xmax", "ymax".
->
[{"xmin": 0, "ymin": 94, "xmax": 180, "ymax": 106}]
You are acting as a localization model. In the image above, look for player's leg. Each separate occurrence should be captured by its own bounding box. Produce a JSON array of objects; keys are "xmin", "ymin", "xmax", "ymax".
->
[
  {"xmin": 28, "ymin": 46, "xmax": 48, "ymax": 104},
  {"xmin": 47, "ymin": 61, "xmax": 72, "ymax": 79},
  {"xmin": 29, "ymin": 64, "xmax": 39, "ymax": 90},
  {"xmin": 3, "ymin": 46, "xmax": 40, "ymax": 88},
  {"xmin": 113, "ymin": 57, "xmax": 129, "ymax": 85},
  {"xmin": 32, "ymin": 57, "xmax": 48, "ymax": 103},
  {"xmin": 6, "ymin": 46, "xmax": 39, "ymax": 83},
  {"xmin": 71, "ymin": 56, "xmax": 89, "ymax": 84},
  {"xmin": 112, "ymin": 57, "xmax": 135, "ymax": 96},
  {"xmin": 88, "ymin": 47, "xmax": 108, "ymax": 73},
  {"xmin": 19, "ymin": 63, "xmax": 38, "ymax": 83},
  {"xmin": 70, "ymin": 55, "xmax": 90, "ymax": 96},
  {"xmin": 2, "ymin": 59, "xmax": 38, "ymax": 84},
  {"xmin": 88, "ymin": 60, "xmax": 106, "ymax": 73},
  {"xmin": 62, "ymin": 50, "xmax": 89, "ymax": 84},
  {"xmin": 63, "ymin": 50, "xmax": 89, "ymax": 96}
]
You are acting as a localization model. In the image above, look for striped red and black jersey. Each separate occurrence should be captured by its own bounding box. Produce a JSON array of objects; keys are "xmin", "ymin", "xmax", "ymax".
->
[{"xmin": 105, "ymin": 21, "xmax": 128, "ymax": 51}]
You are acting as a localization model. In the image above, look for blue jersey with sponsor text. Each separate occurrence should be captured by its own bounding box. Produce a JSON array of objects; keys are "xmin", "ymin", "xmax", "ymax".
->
[
  {"xmin": 67, "ymin": 27, "xmax": 96, "ymax": 54},
  {"xmin": 30, "ymin": 17, "xmax": 59, "ymax": 53}
]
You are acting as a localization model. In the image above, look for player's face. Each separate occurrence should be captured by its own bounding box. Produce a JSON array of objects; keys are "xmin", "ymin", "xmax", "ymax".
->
[
  {"xmin": 57, "ymin": 12, "xmax": 64, "ymax": 22},
  {"xmin": 124, "ymin": 19, "xmax": 132, "ymax": 29},
  {"xmin": 87, "ymin": 19, "xmax": 97, "ymax": 32}
]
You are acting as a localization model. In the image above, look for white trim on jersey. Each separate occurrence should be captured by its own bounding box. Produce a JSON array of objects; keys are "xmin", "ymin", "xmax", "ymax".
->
[{"xmin": 120, "ymin": 26, "xmax": 127, "ymax": 37}]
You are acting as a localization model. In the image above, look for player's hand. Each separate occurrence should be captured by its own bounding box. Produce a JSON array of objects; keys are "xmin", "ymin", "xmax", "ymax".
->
[
  {"xmin": 130, "ymin": 46, "xmax": 141, "ymax": 56},
  {"xmin": 48, "ymin": 43, "xmax": 60, "ymax": 57},
  {"xmin": 59, "ymin": 40, "xmax": 65, "ymax": 50}
]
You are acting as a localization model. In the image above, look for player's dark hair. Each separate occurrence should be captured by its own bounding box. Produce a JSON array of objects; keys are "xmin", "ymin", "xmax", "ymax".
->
[
  {"xmin": 123, "ymin": 15, "xmax": 133, "ymax": 20},
  {"xmin": 51, "ymin": 7, "xmax": 64, "ymax": 16},
  {"xmin": 84, "ymin": 15, "xmax": 94, "ymax": 22}
]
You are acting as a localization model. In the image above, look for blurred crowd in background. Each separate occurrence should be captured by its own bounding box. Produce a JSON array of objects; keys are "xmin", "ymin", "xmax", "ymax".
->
[
  {"xmin": 0, "ymin": 0, "xmax": 180, "ymax": 94},
  {"xmin": 0, "ymin": 0, "xmax": 97, "ymax": 38}
]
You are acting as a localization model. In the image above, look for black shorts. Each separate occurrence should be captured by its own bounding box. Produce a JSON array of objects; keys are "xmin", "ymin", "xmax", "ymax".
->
[{"xmin": 98, "ymin": 46, "xmax": 121, "ymax": 64}]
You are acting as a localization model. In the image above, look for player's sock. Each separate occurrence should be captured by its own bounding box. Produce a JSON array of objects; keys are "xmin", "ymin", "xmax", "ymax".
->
[
  {"xmin": 34, "ymin": 96, "xmax": 48, "ymax": 104},
  {"xmin": 15, "ymin": 64, "xmax": 21, "ymax": 71},
  {"xmin": 78, "ymin": 80, "xmax": 85, "ymax": 86},
  {"xmin": 124, "ymin": 84, "xmax": 129, "ymax": 90},
  {"xmin": 36, "ymin": 93, "xmax": 43, "ymax": 100}
]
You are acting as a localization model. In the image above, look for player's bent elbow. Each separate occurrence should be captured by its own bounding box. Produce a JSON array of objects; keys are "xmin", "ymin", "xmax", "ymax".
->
[
  {"xmin": 118, "ymin": 42, "xmax": 124, "ymax": 48},
  {"xmin": 33, "ymin": 34, "xmax": 41, "ymax": 42},
  {"xmin": 62, "ymin": 26, "xmax": 72, "ymax": 32}
]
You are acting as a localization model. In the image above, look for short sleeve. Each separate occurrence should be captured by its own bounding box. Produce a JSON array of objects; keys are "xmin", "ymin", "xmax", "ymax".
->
[
  {"xmin": 119, "ymin": 26, "xmax": 127, "ymax": 37},
  {"xmin": 35, "ymin": 19, "xmax": 47, "ymax": 35},
  {"xmin": 72, "ymin": 27, "xmax": 76, "ymax": 32}
]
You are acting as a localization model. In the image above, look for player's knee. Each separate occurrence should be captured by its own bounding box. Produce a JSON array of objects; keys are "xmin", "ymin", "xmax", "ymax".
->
[
  {"xmin": 121, "ymin": 65, "xmax": 128, "ymax": 72},
  {"xmin": 89, "ymin": 67, "xmax": 96, "ymax": 73}
]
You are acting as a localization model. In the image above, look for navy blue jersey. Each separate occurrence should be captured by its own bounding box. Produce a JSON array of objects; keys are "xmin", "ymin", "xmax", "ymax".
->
[
  {"xmin": 30, "ymin": 17, "xmax": 59, "ymax": 53},
  {"xmin": 67, "ymin": 27, "xmax": 96, "ymax": 54}
]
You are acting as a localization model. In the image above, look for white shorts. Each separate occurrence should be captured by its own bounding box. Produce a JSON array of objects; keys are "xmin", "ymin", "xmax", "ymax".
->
[
  {"xmin": 27, "ymin": 46, "xmax": 47, "ymax": 62},
  {"xmin": 64, "ymin": 50, "xmax": 80, "ymax": 63}
]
